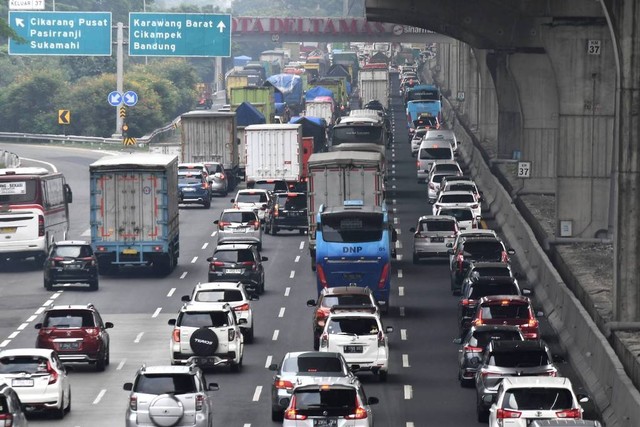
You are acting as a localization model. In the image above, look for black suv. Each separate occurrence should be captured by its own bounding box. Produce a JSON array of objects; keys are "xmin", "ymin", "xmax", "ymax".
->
[
  {"xmin": 248, "ymin": 179, "xmax": 289, "ymax": 193},
  {"xmin": 265, "ymin": 192, "xmax": 308, "ymax": 235},
  {"xmin": 448, "ymin": 236, "xmax": 515, "ymax": 293},
  {"xmin": 456, "ymin": 261, "xmax": 517, "ymax": 296},
  {"xmin": 206, "ymin": 244, "xmax": 267, "ymax": 294},
  {"xmin": 43, "ymin": 240, "xmax": 99, "ymax": 291}
]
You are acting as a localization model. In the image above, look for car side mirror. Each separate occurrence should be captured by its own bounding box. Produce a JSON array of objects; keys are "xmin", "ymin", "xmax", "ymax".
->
[
  {"xmin": 123, "ymin": 382, "xmax": 133, "ymax": 391},
  {"xmin": 249, "ymin": 294, "xmax": 259, "ymax": 301},
  {"xmin": 105, "ymin": 322, "xmax": 114, "ymax": 329},
  {"xmin": 367, "ymin": 396, "xmax": 380, "ymax": 405},
  {"xmin": 34, "ymin": 323, "xmax": 42, "ymax": 329},
  {"xmin": 483, "ymin": 395, "xmax": 495, "ymax": 405},
  {"xmin": 452, "ymin": 338, "xmax": 462, "ymax": 345},
  {"xmin": 230, "ymin": 198, "xmax": 235, "ymax": 203},
  {"xmin": 306, "ymin": 299, "xmax": 316, "ymax": 307},
  {"xmin": 213, "ymin": 220, "xmax": 219, "ymax": 225},
  {"xmin": 350, "ymin": 364, "xmax": 361, "ymax": 372},
  {"xmin": 385, "ymin": 326, "xmax": 394, "ymax": 333},
  {"xmin": 168, "ymin": 319, "xmax": 176, "ymax": 326},
  {"xmin": 206, "ymin": 257, "xmax": 213, "ymax": 262},
  {"xmin": 181, "ymin": 295, "xmax": 191, "ymax": 302},
  {"xmin": 208, "ymin": 383, "xmax": 220, "ymax": 391},
  {"xmin": 429, "ymin": 200, "xmax": 434, "ymax": 205},
  {"xmin": 64, "ymin": 183, "xmax": 73, "ymax": 203},
  {"xmin": 409, "ymin": 227, "xmax": 416, "ymax": 233},
  {"xmin": 261, "ymin": 256, "xmax": 268, "ymax": 261},
  {"xmin": 268, "ymin": 363, "xmax": 278, "ymax": 371},
  {"xmin": 521, "ymin": 288, "xmax": 533, "ymax": 296},
  {"xmin": 446, "ymin": 242, "xmax": 453, "ymax": 248}
]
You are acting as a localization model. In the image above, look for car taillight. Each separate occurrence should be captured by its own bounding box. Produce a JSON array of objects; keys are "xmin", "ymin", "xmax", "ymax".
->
[
  {"xmin": 320, "ymin": 332, "xmax": 328, "ymax": 348},
  {"xmin": 556, "ymin": 408, "xmax": 581, "ymax": 419},
  {"xmin": 480, "ymin": 369, "xmax": 501, "ymax": 379},
  {"xmin": 172, "ymin": 328, "xmax": 180, "ymax": 343},
  {"xmin": 129, "ymin": 395, "xmax": 138, "ymax": 411},
  {"xmin": 274, "ymin": 379, "xmax": 294, "ymax": 390},
  {"xmin": 528, "ymin": 318, "xmax": 539, "ymax": 328},
  {"xmin": 378, "ymin": 263, "xmax": 390, "ymax": 289},
  {"xmin": 464, "ymin": 345, "xmax": 483, "ymax": 353},
  {"xmin": 202, "ymin": 182, "xmax": 209, "ymax": 189},
  {"xmin": 195, "ymin": 394, "xmax": 204, "ymax": 411},
  {"xmin": 234, "ymin": 303, "xmax": 250, "ymax": 312},
  {"xmin": 50, "ymin": 256, "xmax": 64, "ymax": 266},
  {"xmin": 249, "ymin": 220, "xmax": 260, "ymax": 230},
  {"xmin": 47, "ymin": 360, "xmax": 58, "ymax": 384},
  {"xmin": 284, "ymin": 396, "xmax": 307, "ymax": 420},
  {"xmin": 497, "ymin": 408, "xmax": 521, "ymax": 419},
  {"xmin": 220, "ymin": 173, "xmax": 226, "ymax": 180},
  {"xmin": 81, "ymin": 256, "xmax": 96, "ymax": 266},
  {"xmin": 316, "ymin": 308, "xmax": 329, "ymax": 327},
  {"xmin": 317, "ymin": 265, "xmax": 328, "ymax": 288},
  {"xmin": 345, "ymin": 402, "xmax": 368, "ymax": 419},
  {"xmin": 38, "ymin": 215, "xmax": 45, "ymax": 237},
  {"xmin": 416, "ymin": 161, "xmax": 420, "ymax": 168},
  {"xmin": 501, "ymin": 250, "xmax": 509, "ymax": 263},
  {"xmin": 228, "ymin": 329, "xmax": 235, "ymax": 341},
  {"xmin": 274, "ymin": 204, "xmax": 279, "ymax": 217},
  {"xmin": 84, "ymin": 328, "xmax": 99, "ymax": 336},
  {"xmin": 210, "ymin": 261, "xmax": 224, "ymax": 271},
  {"xmin": 429, "ymin": 182, "xmax": 435, "ymax": 189},
  {"xmin": 218, "ymin": 221, "xmax": 230, "ymax": 231},
  {"xmin": 0, "ymin": 413, "xmax": 13, "ymax": 426},
  {"xmin": 240, "ymin": 261, "xmax": 255, "ymax": 269},
  {"xmin": 461, "ymin": 299, "xmax": 472, "ymax": 306},
  {"xmin": 456, "ymin": 253, "xmax": 464, "ymax": 272},
  {"xmin": 377, "ymin": 331, "xmax": 385, "ymax": 347}
]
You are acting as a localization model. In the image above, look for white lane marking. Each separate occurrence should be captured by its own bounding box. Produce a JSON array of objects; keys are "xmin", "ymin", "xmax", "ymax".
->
[
  {"xmin": 392, "ymin": 185, "xmax": 396, "ymax": 189},
  {"xmin": 402, "ymin": 354, "xmax": 410, "ymax": 368},
  {"xmin": 289, "ymin": 270, "xmax": 295, "ymax": 279},
  {"xmin": 180, "ymin": 272, "xmax": 188, "ymax": 279},
  {"xmin": 35, "ymin": 307, "xmax": 45, "ymax": 315},
  {"xmin": 211, "ymin": 231, "xmax": 217, "ymax": 237},
  {"xmin": 299, "ymin": 241, "xmax": 305, "ymax": 250},
  {"xmin": 0, "ymin": 340, "xmax": 9, "ymax": 348},
  {"xmin": 201, "ymin": 242, "xmax": 209, "ymax": 250},
  {"xmin": 278, "ymin": 307, "xmax": 286, "ymax": 318},
  {"xmin": 295, "ymin": 255, "xmax": 300, "ymax": 263},
  {"xmin": 397, "ymin": 254, "xmax": 403, "ymax": 261},
  {"xmin": 167, "ymin": 288, "xmax": 176, "ymax": 297},
  {"xmin": 272, "ymin": 330, "xmax": 279, "ymax": 341},
  {"xmin": 392, "ymin": 170, "xmax": 396, "ymax": 174},
  {"xmin": 404, "ymin": 385, "xmax": 413, "ymax": 399},
  {"xmin": 244, "ymin": 424, "xmax": 251, "ymax": 427},
  {"xmin": 394, "ymin": 217, "xmax": 398, "ymax": 224},
  {"xmin": 152, "ymin": 308, "xmax": 162, "ymax": 318},
  {"xmin": 392, "ymin": 177, "xmax": 396, "ymax": 181},
  {"xmin": 265, "ymin": 355, "xmax": 273, "ymax": 369},
  {"xmin": 27, "ymin": 315, "xmax": 37, "ymax": 322},
  {"xmin": 399, "ymin": 286, "xmax": 405, "ymax": 296},
  {"xmin": 22, "ymin": 157, "xmax": 57, "ymax": 172},
  {"xmin": 51, "ymin": 292, "xmax": 61, "ymax": 300},
  {"xmin": 93, "ymin": 389, "xmax": 107, "ymax": 405},
  {"xmin": 284, "ymin": 287, "xmax": 291, "ymax": 297},
  {"xmin": 395, "ymin": 241, "xmax": 403, "ymax": 249},
  {"xmin": 407, "ymin": 423, "xmax": 415, "ymax": 427},
  {"xmin": 397, "ymin": 229, "xmax": 401, "ymax": 235},
  {"xmin": 392, "ymin": 164, "xmax": 396, "ymax": 168},
  {"xmin": 399, "ymin": 307, "xmax": 406, "ymax": 317},
  {"xmin": 401, "ymin": 329, "xmax": 407, "ymax": 340},
  {"xmin": 392, "ymin": 199, "xmax": 397, "ymax": 205},
  {"xmin": 393, "ymin": 208, "xmax": 397, "ymax": 213},
  {"xmin": 398, "ymin": 269, "xmax": 403, "ymax": 278},
  {"xmin": 63, "ymin": 283, "xmax": 72, "ymax": 287},
  {"xmin": 392, "ymin": 152, "xmax": 395, "ymax": 157},
  {"xmin": 17, "ymin": 323, "xmax": 28, "ymax": 331},
  {"xmin": 117, "ymin": 359, "xmax": 126, "ymax": 370},
  {"xmin": 81, "ymin": 228, "xmax": 91, "ymax": 237},
  {"xmin": 191, "ymin": 256, "xmax": 198, "ymax": 264},
  {"xmin": 8, "ymin": 332, "xmax": 19, "ymax": 339},
  {"xmin": 43, "ymin": 300, "xmax": 53, "ymax": 307},
  {"xmin": 252, "ymin": 386, "xmax": 263, "ymax": 402},
  {"xmin": 134, "ymin": 332, "xmax": 144, "ymax": 343}
]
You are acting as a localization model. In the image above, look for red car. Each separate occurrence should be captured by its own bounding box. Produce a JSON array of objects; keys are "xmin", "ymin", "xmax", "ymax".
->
[
  {"xmin": 35, "ymin": 304, "xmax": 113, "ymax": 371},
  {"xmin": 469, "ymin": 295, "xmax": 540, "ymax": 340}
]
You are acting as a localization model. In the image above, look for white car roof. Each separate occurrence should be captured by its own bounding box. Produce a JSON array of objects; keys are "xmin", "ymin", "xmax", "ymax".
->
[
  {"xmin": 181, "ymin": 301, "xmax": 231, "ymax": 312},
  {"xmin": 237, "ymin": 189, "xmax": 269, "ymax": 194},
  {"xmin": 418, "ymin": 215, "xmax": 457, "ymax": 222},
  {"xmin": 193, "ymin": 282, "xmax": 243, "ymax": 291},
  {"xmin": 438, "ymin": 190, "xmax": 475, "ymax": 197},
  {"xmin": 458, "ymin": 229, "xmax": 497, "ymax": 237},
  {"xmin": 0, "ymin": 348, "xmax": 54, "ymax": 358},
  {"xmin": 501, "ymin": 376, "xmax": 573, "ymax": 389},
  {"xmin": 140, "ymin": 365, "xmax": 193, "ymax": 374}
]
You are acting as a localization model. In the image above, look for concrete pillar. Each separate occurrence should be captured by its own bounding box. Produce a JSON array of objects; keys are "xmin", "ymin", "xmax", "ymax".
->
[
  {"xmin": 475, "ymin": 49, "xmax": 499, "ymax": 144},
  {"xmin": 609, "ymin": 0, "xmax": 640, "ymax": 321}
]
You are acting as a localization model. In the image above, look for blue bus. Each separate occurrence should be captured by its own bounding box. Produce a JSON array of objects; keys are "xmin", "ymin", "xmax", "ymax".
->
[{"xmin": 315, "ymin": 200, "xmax": 394, "ymax": 312}]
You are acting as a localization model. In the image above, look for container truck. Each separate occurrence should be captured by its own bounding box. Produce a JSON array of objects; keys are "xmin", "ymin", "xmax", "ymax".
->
[
  {"xmin": 149, "ymin": 142, "xmax": 182, "ymax": 162},
  {"xmin": 358, "ymin": 63, "xmax": 390, "ymax": 109},
  {"xmin": 89, "ymin": 153, "xmax": 179, "ymax": 276},
  {"xmin": 305, "ymin": 99, "xmax": 335, "ymax": 126},
  {"xmin": 244, "ymin": 124, "xmax": 303, "ymax": 187},
  {"xmin": 180, "ymin": 111, "xmax": 240, "ymax": 190},
  {"xmin": 225, "ymin": 69, "xmax": 261, "ymax": 102},
  {"xmin": 230, "ymin": 86, "xmax": 275, "ymax": 123},
  {"xmin": 306, "ymin": 151, "xmax": 385, "ymax": 271}
]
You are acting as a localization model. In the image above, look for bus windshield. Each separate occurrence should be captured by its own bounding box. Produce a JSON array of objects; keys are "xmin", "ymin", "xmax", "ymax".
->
[
  {"xmin": 332, "ymin": 126, "xmax": 383, "ymax": 146},
  {"xmin": 0, "ymin": 179, "xmax": 38, "ymax": 204},
  {"xmin": 320, "ymin": 212, "xmax": 384, "ymax": 243},
  {"xmin": 407, "ymin": 89, "xmax": 440, "ymax": 103}
]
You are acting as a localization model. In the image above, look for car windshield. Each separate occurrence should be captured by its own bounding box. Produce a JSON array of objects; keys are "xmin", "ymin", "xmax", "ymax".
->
[
  {"xmin": 0, "ymin": 355, "xmax": 49, "ymax": 374},
  {"xmin": 471, "ymin": 331, "xmax": 523, "ymax": 348},
  {"xmin": 420, "ymin": 148, "xmax": 452, "ymax": 160},
  {"xmin": 135, "ymin": 373, "xmax": 197, "ymax": 394},
  {"xmin": 420, "ymin": 220, "xmax": 456, "ymax": 232},
  {"xmin": 44, "ymin": 310, "xmax": 94, "ymax": 328},
  {"xmin": 432, "ymin": 174, "xmax": 452, "ymax": 184},
  {"xmin": 327, "ymin": 317, "xmax": 379, "ymax": 335},
  {"xmin": 237, "ymin": 193, "xmax": 268, "ymax": 203},
  {"xmin": 321, "ymin": 294, "xmax": 373, "ymax": 308},
  {"xmin": 221, "ymin": 212, "xmax": 257, "ymax": 223},
  {"xmin": 277, "ymin": 194, "xmax": 307, "ymax": 210},
  {"xmin": 0, "ymin": 396, "xmax": 7, "ymax": 414},
  {"xmin": 490, "ymin": 350, "xmax": 550, "ymax": 367},
  {"xmin": 480, "ymin": 303, "xmax": 530, "ymax": 319},
  {"xmin": 440, "ymin": 209, "xmax": 473, "ymax": 221},
  {"xmin": 464, "ymin": 241, "xmax": 503, "ymax": 259},
  {"xmin": 469, "ymin": 284, "xmax": 518, "ymax": 299},
  {"xmin": 503, "ymin": 388, "xmax": 573, "ymax": 410},
  {"xmin": 178, "ymin": 175, "xmax": 203, "ymax": 185},
  {"xmin": 440, "ymin": 194, "xmax": 475, "ymax": 203},
  {"xmin": 294, "ymin": 388, "xmax": 357, "ymax": 416},
  {"xmin": 282, "ymin": 356, "xmax": 344, "ymax": 374},
  {"xmin": 434, "ymin": 164, "xmax": 460, "ymax": 173},
  {"xmin": 51, "ymin": 245, "xmax": 92, "ymax": 258},
  {"xmin": 178, "ymin": 311, "xmax": 229, "ymax": 328},
  {"xmin": 214, "ymin": 249, "xmax": 254, "ymax": 263},
  {"xmin": 194, "ymin": 290, "xmax": 244, "ymax": 303},
  {"xmin": 449, "ymin": 184, "xmax": 476, "ymax": 193}
]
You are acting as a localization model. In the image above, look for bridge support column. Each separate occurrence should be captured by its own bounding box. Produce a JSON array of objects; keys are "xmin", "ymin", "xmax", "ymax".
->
[{"xmin": 609, "ymin": 0, "xmax": 640, "ymax": 321}]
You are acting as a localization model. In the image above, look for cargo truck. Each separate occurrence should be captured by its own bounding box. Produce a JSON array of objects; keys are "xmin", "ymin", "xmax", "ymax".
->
[
  {"xmin": 180, "ymin": 110, "xmax": 240, "ymax": 190},
  {"xmin": 306, "ymin": 151, "xmax": 385, "ymax": 271},
  {"xmin": 244, "ymin": 124, "xmax": 303, "ymax": 187},
  {"xmin": 230, "ymin": 87, "xmax": 275, "ymax": 123},
  {"xmin": 89, "ymin": 153, "xmax": 180, "ymax": 276},
  {"xmin": 358, "ymin": 63, "xmax": 390, "ymax": 109}
]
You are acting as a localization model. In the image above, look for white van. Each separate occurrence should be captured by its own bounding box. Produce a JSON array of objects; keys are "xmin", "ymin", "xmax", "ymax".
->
[
  {"xmin": 425, "ymin": 129, "xmax": 458, "ymax": 151},
  {"xmin": 416, "ymin": 139, "xmax": 454, "ymax": 182}
]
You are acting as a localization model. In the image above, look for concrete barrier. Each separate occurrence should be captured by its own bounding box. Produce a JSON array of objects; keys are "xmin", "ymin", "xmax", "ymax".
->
[
  {"xmin": 453, "ymin": 115, "xmax": 640, "ymax": 426},
  {"xmin": 1, "ymin": 150, "xmax": 20, "ymax": 168}
]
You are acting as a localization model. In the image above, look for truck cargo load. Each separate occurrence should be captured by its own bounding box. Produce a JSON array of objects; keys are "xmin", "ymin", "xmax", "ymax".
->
[
  {"xmin": 289, "ymin": 116, "xmax": 328, "ymax": 154},
  {"xmin": 89, "ymin": 153, "xmax": 179, "ymax": 275},
  {"xmin": 358, "ymin": 64, "xmax": 390, "ymax": 109},
  {"xmin": 244, "ymin": 124, "xmax": 303, "ymax": 185},
  {"xmin": 265, "ymin": 74, "xmax": 304, "ymax": 115},
  {"xmin": 230, "ymin": 86, "xmax": 274, "ymax": 123}
]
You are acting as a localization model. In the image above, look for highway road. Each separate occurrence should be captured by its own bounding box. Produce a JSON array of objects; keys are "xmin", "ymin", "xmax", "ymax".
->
[{"xmin": 0, "ymin": 89, "xmax": 599, "ymax": 426}]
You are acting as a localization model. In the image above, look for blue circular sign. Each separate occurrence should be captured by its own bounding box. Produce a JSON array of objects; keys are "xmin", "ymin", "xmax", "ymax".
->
[
  {"xmin": 123, "ymin": 91, "xmax": 139, "ymax": 107},
  {"xmin": 108, "ymin": 91, "xmax": 122, "ymax": 106}
]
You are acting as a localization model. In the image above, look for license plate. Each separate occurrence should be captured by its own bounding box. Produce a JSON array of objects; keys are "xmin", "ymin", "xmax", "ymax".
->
[
  {"xmin": 64, "ymin": 264, "xmax": 82, "ymax": 269},
  {"xmin": 58, "ymin": 342, "xmax": 80, "ymax": 350},
  {"xmin": 182, "ymin": 187, "xmax": 195, "ymax": 192},
  {"xmin": 122, "ymin": 248, "xmax": 138, "ymax": 255},
  {"xmin": 0, "ymin": 227, "xmax": 16, "ymax": 234},
  {"xmin": 343, "ymin": 273, "xmax": 362, "ymax": 281},
  {"xmin": 314, "ymin": 419, "xmax": 337, "ymax": 427},
  {"xmin": 344, "ymin": 345, "xmax": 363, "ymax": 353},
  {"xmin": 225, "ymin": 269, "xmax": 243, "ymax": 274},
  {"xmin": 12, "ymin": 378, "xmax": 34, "ymax": 387},
  {"xmin": 431, "ymin": 237, "xmax": 444, "ymax": 242},
  {"xmin": 232, "ymin": 228, "xmax": 246, "ymax": 233}
]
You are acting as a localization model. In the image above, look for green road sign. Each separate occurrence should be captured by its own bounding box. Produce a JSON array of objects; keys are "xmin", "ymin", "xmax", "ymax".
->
[
  {"xmin": 8, "ymin": 11, "xmax": 112, "ymax": 56},
  {"xmin": 129, "ymin": 13, "xmax": 231, "ymax": 57}
]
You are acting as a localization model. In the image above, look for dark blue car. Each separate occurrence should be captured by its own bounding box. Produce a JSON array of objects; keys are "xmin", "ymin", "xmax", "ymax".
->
[{"xmin": 178, "ymin": 170, "xmax": 211, "ymax": 209}]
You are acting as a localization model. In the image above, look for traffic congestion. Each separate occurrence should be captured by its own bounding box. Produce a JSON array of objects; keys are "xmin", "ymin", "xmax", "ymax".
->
[{"xmin": 0, "ymin": 43, "xmax": 601, "ymax": 427}]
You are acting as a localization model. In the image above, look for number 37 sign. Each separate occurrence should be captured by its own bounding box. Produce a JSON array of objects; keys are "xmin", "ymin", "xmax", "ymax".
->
[{"xmin": 517, "ymin": 161, "xmax": 532, "ymax": 178}]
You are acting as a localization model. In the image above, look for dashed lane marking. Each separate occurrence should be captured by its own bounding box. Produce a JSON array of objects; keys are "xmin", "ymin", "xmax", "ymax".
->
[
  {"xmin": 290, "ymin": 270, "xmax": 295, "ymax": 279},
  {"xmin": 17, "ymin": 323, "xmax": 28, "ymax": 331},
  {"xmin": 407, "ymin": 423, "xmax": 415, "ymax": 427},
  {"xmin": 278, "ymin": 307, "xmax": 286, "ymax": 318},
  {"xmin": 272, "ymin": 330, "xmax": 279, "ymax": 341},
  {"xmin": 26, "ymin": 315, "xmax": 37, "ymax": 322},
  {"xmin": 8, "ymin": 332, "xmax": 19, "ymax": 339},
  {"xmin": 51, "ymin": 292, "xmax": 61, "ymax": 300},
  {"xmin": 392, "ymin": 185, "xmax": 396, "ymax": 189},
  {"xmin": 402, "ymin": 354, "xmax": 410, "ymax": 368},
  {"xmin": 399, "ymin": 286, "xmax": 405, "ymax": 296},
  {"xmin": 299, "ymin": 241, "xmax": 305, "ymax": 250},
  {"xmin": 398, "ymin": 269, "xmax": 403, "ymax": 278},
  {"xmin": 152, "ymin": 308, "xmax": 162, "ymax": 318},
  {"xmin": 0, "ymin": 340, "xmax": 9, "ymax": 348},
  {"xmin": 265, "ymin": 355, "xmax": 272, "ymax": 369},
  {"xmin": 395, "ymin": 241, "xmax": 403, "ymax": 249},
  {"xmin": 295, "ymin": 255, "xmax": 300, "ymax": 263},
  {"xmin": 43, "ymin": 300, "xmax": 53, "ymax": 307},
  {"xmin": 284, "ymin": 287, "xmax": 291, "ymax": 297},
  {"xmin": 393, "ymin": 208, "xmax": 397, "ymax": 213},
  {"xmin": 117, "ymin": 359, "xmax": 126, "ymax": 370},
  {"xmin": 93, "ymin": 389, "xmax": 107, "ymax": 405},
  {"xmin": 134, "ymin": 332, "xmax": 144, "ymax": 343},
  {"xmin": 392, "ymin": 199, "xmax": 396, "ymax": 204},
  {"xmin": 180, "ymin": 272, "xmax": 188, "ymax": 279},
  {"xmin": 167, "ymin": 288, "xmax": 176, "ymax": 297},
  {"xmin": 394, "ymin": 217, "xmax": 398, "ymax": 224},
  {"xmin": 35, "ymin": 307, "xmax": 45, "ymax": 315},
  {"xmin": 252, "ymin": 386, "xmax": 262, "ymax": 402},
  {"xmin": 191, "ymin": 256, "xmax": 198, "ymax": 264},
  {"xmin": 399, "ymin": 307, "xmax": 406, "ymax": 317},
  {"xmin": 404, "ymin": 385, "xmax": 413, "ymax": 399},
  {"xmin": 401, "ymin": 329, "xmax": 407, "ymax": 340},
  {"xmin": 201, "ymin": 242, "xmax": 208, "ymax": 250},
  {"xmin": 211, "ymin": 231, "xmax": 217, "ymax": 237},
  {"xmin": 397, "ymin": 229, "xmax": 401, "ymax": 235},
  {"xmin": 397, "ymin": 254, "xmax": 403, "ymax": 261}
]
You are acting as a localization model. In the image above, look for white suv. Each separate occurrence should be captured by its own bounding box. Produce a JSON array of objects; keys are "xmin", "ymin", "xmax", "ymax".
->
[
  {"xmin": 319, "ymin": 307, "xmax": 393, "ymax": 381},
  {"xmin": 232, "ymin": 189, "xmax": 272, "ymax": 221},
  {"xmin": 182, "ymin": 281, "xmax": 257, "ymax": 343},
  {"xmin": 168, "ymin": 303, "xmax": 245, "ymax": 371}
]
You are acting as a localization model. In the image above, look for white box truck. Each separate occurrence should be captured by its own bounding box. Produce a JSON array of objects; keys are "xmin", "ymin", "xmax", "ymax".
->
[
  {"xmin": 358, "ymin": 65, "xmax": 390, "ymax": 109},
  {"xmin": 244, "ymin": 124, "xmax": 303, "ymax": 185}
]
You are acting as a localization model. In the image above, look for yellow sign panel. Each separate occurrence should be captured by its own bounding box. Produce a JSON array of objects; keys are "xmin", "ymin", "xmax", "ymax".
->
[
  {"xmin": 58, "ymin": 109, "xmax": 70, "ymax": 125},
  {"xmin": 123, "ymin": 137, "xmax": 137, "ymax": 146},
  {"xmin": 119, "ymin": 106, "xmax": 127, "ymax": 118}
]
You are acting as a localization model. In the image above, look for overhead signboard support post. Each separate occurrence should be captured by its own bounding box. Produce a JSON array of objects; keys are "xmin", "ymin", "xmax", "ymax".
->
[{"xmin": 114, "ymin": 22, "xmax": 124, "ymax": 138}]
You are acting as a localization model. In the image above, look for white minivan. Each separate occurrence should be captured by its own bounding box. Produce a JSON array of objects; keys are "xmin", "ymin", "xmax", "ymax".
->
[
  {"xmin": 416, "ymin": 140, "xmax": 455, "ymax": 183},
  {"xmin": 425, "ymin": 129, "xmax": 458, "ymax": 151}
]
